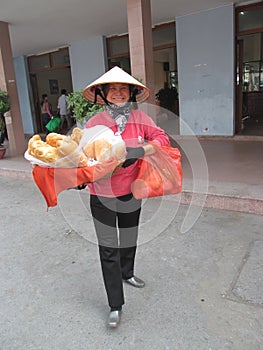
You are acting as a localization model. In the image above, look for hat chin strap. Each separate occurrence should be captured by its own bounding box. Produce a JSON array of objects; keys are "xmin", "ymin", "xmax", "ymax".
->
[
  {"xmin": 129, "ymin": 88, "xmax": 139, "ymax": 110},
  {"xmin": 129, "ymin": 88, "xmax": 138, "ymax": 102},
  {"xmin": 94, "ymin": 88, "xmax": 110, "ymax": 105}
]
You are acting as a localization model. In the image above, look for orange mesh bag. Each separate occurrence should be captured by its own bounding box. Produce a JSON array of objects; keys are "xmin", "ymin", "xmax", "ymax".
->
[{"xmin": 131, "ymin": 144, "xmax": 182, "ymax": 199}]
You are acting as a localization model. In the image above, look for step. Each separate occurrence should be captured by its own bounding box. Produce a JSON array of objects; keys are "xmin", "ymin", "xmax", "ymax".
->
[{"xmin": 0, "ymin": 158, "xmax": 262, "ymax": 216}]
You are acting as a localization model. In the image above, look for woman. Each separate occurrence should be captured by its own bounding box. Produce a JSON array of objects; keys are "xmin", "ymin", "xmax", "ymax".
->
[
  {"xmin": 40, "ymin": 94, "xmax": 52, "ymax": 134},
  {"xmin": 82, "ymin": 66, "xmax": 170, "ymax": 328}
]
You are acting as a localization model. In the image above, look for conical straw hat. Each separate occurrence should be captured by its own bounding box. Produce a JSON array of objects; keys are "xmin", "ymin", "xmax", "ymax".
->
[{"xmin": 82, "ymin": 66, "xmax": 150, "ymax": 104}]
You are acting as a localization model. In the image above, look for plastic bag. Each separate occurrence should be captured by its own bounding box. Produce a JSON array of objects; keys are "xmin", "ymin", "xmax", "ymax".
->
[
  {"xmin": 131, "ymin": 144, "xmax": 182, "ymax": 199},
  {"xmin": 46, "ymin": 117, "xmax": 61, "ymax": 132},
  {"xmin": 32, "ymin": 156, "xmax": 119, "ymax": 208}
]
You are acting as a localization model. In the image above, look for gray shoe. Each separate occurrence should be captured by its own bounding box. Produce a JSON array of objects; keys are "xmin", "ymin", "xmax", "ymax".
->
[
  {"xmin": 124, "ymin": 276, "xmax": 145, "ymax": 288},
  {"xmin": 108, "ymin": 310, "xmax": 121, "ymax": 328}
]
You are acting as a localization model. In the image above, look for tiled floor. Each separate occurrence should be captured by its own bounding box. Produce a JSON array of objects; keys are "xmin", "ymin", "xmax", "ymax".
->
[
  {"xmin": 241, "ymin": 117, "xmax": 263, "ymax": 136},
  {"xmin": 182, "ymin": 139, "xmax": 263, "ymax": 185},
  {"xmin": 157, "ymin": 115, "xmax": 263, "ymax": 213}
]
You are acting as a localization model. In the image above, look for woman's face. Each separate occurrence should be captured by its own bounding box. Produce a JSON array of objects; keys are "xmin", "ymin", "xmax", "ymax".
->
[{"xmin": 106, "ymin": 83, "xmax": 130, "ymax": 105}]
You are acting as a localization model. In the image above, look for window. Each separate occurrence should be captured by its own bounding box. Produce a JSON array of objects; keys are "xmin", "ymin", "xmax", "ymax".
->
[
  {"xmin": 236, "ymin": 3, "xmax": 263, "ymax": 35},
  {"xmin": 152, "ymin": 22, "xmax": 176, "ymax": 48},
  {"xmin": 106, "ymin": 22, "xmax": 176, "ymax": 76},
  {"xmin": 51, "ymin": 49, "xmax": 70, "ymax": 67},
  {"xmin": 29, "ymin": 54, "xmax": 51, "ymax": 71},
  {"xmin": 28, "ymin": 47, "xmax": 70, "ymax": 73}
]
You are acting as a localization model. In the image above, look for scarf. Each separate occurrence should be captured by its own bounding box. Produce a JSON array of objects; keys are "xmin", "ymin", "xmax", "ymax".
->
[{"xmin": 106, "ymin": 102, "xmax": 132, "ymax": 134}]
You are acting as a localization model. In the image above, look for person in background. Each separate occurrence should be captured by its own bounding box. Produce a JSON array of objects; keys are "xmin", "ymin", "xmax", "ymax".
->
[
  {"xmin": 40, "ymin": 94, "xmax": 52, "ymax": 135},
  {"xmin": 82, "ymin": 66, "xmax": 170, "ymax": 328},
  {"xmin": 57, "ymin": 89, "xmax": 71, "ymax": 132}
]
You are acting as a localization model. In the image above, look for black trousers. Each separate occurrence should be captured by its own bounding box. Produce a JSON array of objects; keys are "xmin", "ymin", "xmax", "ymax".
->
[{"xmin": 90, "ymin": 193, "xmax": 142, "ymax": 309}]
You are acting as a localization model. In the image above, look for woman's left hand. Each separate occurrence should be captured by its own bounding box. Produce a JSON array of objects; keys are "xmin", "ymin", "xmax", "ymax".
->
[{"xmin": 142, "ymin": 143, "xmax": 155, "ymax": 156}]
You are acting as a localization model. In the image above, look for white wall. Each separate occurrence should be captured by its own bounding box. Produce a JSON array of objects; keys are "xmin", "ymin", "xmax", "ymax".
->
[
  {"xmin": 176, "ymin": 5, "xmax": 235, "ymax": 135},
  {"xmin": 69, "ymin": 36, "xmax": 107, "ymax": 92}
]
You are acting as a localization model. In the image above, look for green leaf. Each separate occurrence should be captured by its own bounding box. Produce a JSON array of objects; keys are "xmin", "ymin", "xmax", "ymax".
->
[
  {"xmin": 0, "ymin": 91, "xmax": 10, "ymax": 116},
  {"xmin": 67, "ymin": 91, "xmax": 104, "ymax": 122}
]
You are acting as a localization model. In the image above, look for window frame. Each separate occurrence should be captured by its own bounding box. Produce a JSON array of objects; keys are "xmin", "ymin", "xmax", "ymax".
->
[
  {"xmin": 236, "ymin": 2, "xmax": 263, "ymax": 36},
  {"xmin": 28, "ymin": 47, "xmax": 70, "ymax": 73}
]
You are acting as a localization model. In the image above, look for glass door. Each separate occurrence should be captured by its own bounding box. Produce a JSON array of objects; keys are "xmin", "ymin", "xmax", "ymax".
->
[{"xmin": 236, "ymin": 3, "xmax": 263, "ymax": 135}]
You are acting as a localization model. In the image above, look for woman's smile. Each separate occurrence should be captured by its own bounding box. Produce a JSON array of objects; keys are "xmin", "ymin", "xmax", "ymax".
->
[{"xmin": 106, "ymin": 83, "xmax": 130, "ymax": 105}]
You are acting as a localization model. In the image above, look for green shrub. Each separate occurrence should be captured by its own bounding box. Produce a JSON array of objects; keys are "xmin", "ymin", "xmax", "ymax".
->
[
  {"xmin": 67, "ymin": 91, "xmax": 104, "ymax": 123},
  {"xmin": 0, "ymin": 91, "xmax": 10, "ymax": 116}
]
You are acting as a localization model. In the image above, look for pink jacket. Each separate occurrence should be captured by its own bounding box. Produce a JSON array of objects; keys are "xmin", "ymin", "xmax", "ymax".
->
[{"xmin": 85, "ymin": 109, "xmax": 170, "ymax": 197}]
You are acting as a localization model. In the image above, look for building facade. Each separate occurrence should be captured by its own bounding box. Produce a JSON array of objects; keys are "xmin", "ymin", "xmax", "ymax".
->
[{"xmin": 2, "ymin": 1, "xmax": 263, "ymax": 156}]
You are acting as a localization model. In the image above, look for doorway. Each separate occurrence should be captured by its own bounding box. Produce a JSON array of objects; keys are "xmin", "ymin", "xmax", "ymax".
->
[
  {"xmin": 236, "ymin": 3, "xmax": 263, "ymax": 136},
  {"xmin": 28, "ymin": 47, "xmax": 73, "ymax": 133}
]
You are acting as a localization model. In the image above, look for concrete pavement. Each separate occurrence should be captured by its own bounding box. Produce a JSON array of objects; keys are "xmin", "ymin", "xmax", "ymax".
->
[{"xmin": 0, "ymin": 175, "xmax": 262, "ymax": 350}]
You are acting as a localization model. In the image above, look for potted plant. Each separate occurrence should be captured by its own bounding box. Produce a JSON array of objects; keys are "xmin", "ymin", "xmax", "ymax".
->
[
  {"xmin": 67, "ymin": 91, "xmax": 104, "ymax": 128},
  {"xmin": 155, "ymin": 85, "xmax": 178, "ymax": 114},
  {"xmin": 0, "ymin": 91, "xmax": 10, "ymax": 158}
]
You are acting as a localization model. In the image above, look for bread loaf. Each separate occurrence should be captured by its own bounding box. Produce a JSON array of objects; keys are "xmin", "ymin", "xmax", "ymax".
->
[
  {"xmin": 57, "ymin": 136, "xmax": 78, "ymax": 157},
  {"xmin": 70, "ymin": 127, "xmax": 83, "ymax": 144},
  {"xmin": 80, "ymin": 125, "xmax": 126, "ymax": 163},
  {"xmin": 28, "ymin": 135, "xmax": 58, "ymax": 163},
  {"xmin": 46, "ymin": 133, "xmax": 66, "ymax": 147},
  {"xmin": 26, "ymin": 126, "xmax": 124, "ymax": 168},
  {"xmin": 27, "ymin": 132, "xmax": 86, "ymax": 167}
]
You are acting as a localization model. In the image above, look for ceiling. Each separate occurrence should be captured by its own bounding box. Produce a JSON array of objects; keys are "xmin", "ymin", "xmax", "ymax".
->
[{"xmin": 1, "ymin": 0, "xmax": 258, "ymax": 57}]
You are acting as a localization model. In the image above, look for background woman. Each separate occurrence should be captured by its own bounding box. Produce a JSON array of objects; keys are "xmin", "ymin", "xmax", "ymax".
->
[{"xmin": 40, "ymin": 94, "xmax": 52, "ymax": 134}]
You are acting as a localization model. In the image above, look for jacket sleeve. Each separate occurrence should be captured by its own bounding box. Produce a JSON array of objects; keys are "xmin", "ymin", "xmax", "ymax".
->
[
  {"xmin": 84, "ymin": 111, "xmax": 110, "ymax": 129},
  {"xmin": 140, "ymin": 112, "xmax": 170, "ymax": 146}
]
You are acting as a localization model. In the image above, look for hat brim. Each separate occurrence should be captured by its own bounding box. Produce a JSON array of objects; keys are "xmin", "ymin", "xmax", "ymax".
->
[{"xmin": 82, "ymin": 66, "xmax": 151, "ymax": 104}]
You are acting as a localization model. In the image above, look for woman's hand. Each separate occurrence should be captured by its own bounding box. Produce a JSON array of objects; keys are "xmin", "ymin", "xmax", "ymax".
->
[{"xmin": 142, "ymin": 143, "xmax": 155, "ymax": 156}]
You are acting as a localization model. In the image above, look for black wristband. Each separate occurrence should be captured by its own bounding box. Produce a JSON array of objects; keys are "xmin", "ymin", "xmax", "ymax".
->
[{"xmin": 122, "ymin": 147, "xmax": 145, "ymax": 168}]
